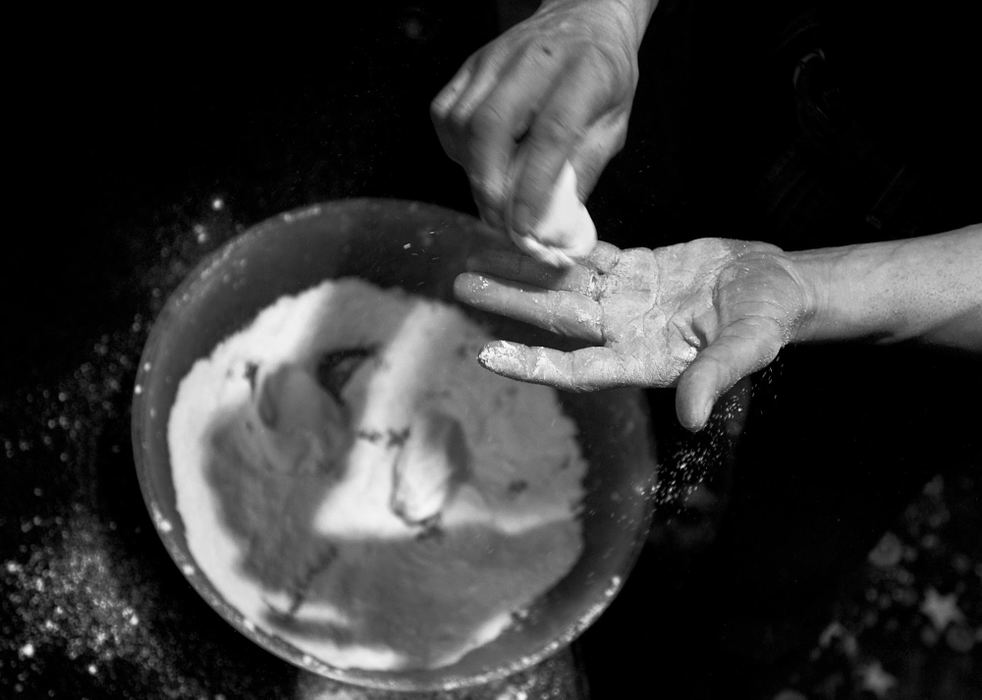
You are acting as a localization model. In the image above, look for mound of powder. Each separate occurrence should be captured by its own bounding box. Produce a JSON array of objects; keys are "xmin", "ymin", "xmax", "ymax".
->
[{"xmin": 167, "ymin": 278, "xmax": 587, "ymax": 670}]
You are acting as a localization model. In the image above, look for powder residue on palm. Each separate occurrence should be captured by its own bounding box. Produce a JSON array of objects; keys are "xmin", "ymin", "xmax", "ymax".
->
[{"xmin": 167, "ymin": 278, "xmax": 587, "ymax": 670}]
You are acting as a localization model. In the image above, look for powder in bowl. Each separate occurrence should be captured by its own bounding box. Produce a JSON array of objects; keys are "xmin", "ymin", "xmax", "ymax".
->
[{"xmin": 167, "ymin": 277, "xmax": 587, "ymax": 670}]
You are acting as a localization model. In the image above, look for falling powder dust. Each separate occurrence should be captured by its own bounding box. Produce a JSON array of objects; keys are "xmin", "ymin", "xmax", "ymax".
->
[{"xmin": 168, "ymin": 278, "xmax": 588, "ymax": 671}]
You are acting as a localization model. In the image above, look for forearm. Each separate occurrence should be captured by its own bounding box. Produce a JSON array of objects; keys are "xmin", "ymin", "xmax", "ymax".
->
[{"xmin": 791, "ymin": 224, "xmax": 982, "ymax": 351}]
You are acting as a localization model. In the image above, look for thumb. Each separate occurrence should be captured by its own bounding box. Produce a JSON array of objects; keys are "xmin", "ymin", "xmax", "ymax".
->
[{"xmin": 675, "ymin": 317, "xmax": 784, "ymax": 432}]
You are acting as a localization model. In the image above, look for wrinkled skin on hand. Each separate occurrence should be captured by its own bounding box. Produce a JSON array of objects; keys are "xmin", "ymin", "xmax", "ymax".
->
[
  {"xmin": 431, "ymin": 0, "xmax": 642, "ymax": 237},
  {"xmin": 454, "ymin": 240, "xmax": 812, "ymax": 431}
]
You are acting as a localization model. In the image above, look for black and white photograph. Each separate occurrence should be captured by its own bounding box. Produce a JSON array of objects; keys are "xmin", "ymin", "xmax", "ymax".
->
[{"xmin": 2, "ymin": 1, "xmax": 980, "ymax": 698}]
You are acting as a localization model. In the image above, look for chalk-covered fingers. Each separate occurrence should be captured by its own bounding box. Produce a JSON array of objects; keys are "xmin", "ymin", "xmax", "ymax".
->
[
  {"xmin": 455, "ymin": 239, "xmax": 634, "ymax": 341},
  {"xmin": 463, "ymin": 241, "xmax": 624, "ymax": 294},
  {"xmin": 477, "ymin": 342, "xmax": 652, "ymax": 392},
  {"xmin": 464, "ymin": 250, "xmax": 589, "ymax": 296},
  {"xmin": 454, "ymin": 272, "xmax": 604, "ymax": 343}
]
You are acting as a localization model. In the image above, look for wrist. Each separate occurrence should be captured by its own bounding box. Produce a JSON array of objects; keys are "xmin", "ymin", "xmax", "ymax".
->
[
  {"xmin": 785, "ymin": 247, "xmax": 841, "ymax": 343},
  {"xmin": 612, "ymin": 0, "xmax": 659, "ymax": 45},
  {"xmin": 539, "ymin": 0, "xmax": 658, "ymax": 48}
]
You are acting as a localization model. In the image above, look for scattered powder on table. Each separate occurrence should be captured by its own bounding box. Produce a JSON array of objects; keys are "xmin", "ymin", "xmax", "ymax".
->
[{"xmin": 167, "ymin": 278, "xmax": 587, "ymax": 671}]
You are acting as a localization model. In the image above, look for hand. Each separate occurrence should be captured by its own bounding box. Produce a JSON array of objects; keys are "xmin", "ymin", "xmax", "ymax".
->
[
  {"xmin": 454, "ymin": 239, "xmax": 813, "ymax": 431},
  {"xmin": 431, "ymin": 0, "xmax": 651, "ymax": 237}
]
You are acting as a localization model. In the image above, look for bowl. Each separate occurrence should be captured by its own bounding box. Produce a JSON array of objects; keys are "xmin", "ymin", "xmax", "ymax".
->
[{"xmin": 131, "ymin": 199, "xmax": 656, "ymax": 691}]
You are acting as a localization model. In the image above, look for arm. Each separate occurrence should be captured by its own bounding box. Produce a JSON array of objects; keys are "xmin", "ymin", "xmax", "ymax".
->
[
  {"xmin": 454, "ymin": 226, "xmax": 982, "ymax": 431},
  {"xmin": 792, "ymin": 225, "xmax": 982, "ymax": 349},
  {"xmin": 431, "ymin": 0, "xmax": 658, "ymax": 236}
]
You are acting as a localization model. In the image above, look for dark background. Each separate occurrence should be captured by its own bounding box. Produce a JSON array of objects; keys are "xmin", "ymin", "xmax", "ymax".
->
[{"xmin": 3, "ymin": 1, "xmax": 980, "ymax": 698}]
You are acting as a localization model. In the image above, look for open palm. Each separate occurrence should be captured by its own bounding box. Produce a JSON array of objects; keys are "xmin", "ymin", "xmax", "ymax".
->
[{"xmin": 454, "ymin": 239, "xmax": 811, "ymax": 430}]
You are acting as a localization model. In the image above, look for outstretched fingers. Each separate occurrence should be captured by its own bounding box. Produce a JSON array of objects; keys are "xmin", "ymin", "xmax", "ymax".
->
[
  {"xmin": 464, "ymin": 249, "xmax": 590, "ymax": 293},
  {"xmin": 477, "ymin": 342, "xmax": 649, "ymax": 391},
  {"xmin": 465, "ymin": 240, "xmax": 624, "ymax": 294},
  {"xmin": 454, "ymin": 272, "xmax": 604, "ymax": 342}
]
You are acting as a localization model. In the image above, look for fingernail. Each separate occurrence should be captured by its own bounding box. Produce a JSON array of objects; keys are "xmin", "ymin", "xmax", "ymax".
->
[
  {"xmin": 478, "ymin": 342, "xmax": 521, "ymax": 373},
  {"xmin": 680, "ymin": 401, "xmax": 711, "ymax": 433},
  {"xmin": 683, "ymin": 419, "xmax": 705, "ymax": 434}
]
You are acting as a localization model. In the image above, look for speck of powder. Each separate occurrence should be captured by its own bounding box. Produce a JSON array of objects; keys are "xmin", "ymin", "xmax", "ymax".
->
[{"xmin": 0, "ymin": 210, "xmax": 257, "ymax": 697}]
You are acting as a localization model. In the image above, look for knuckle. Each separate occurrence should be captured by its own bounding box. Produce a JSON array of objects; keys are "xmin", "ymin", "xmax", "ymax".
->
[
  {"xmin": 430, "ymin": 94, "xmax": 450, "ymax": 121},
  {"xmin": 447, "ymin": 105, "xmax": 472, "ymax": 135}
]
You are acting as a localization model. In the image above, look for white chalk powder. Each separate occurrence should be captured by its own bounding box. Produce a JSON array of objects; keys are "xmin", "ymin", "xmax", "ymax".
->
[
  {"xmin": 167, "ymin": 278, "xmax": 586, "ymax": 670},
  {"xmin": 509, "ymin": 161, "xmax": 597, "ymax": 268}
]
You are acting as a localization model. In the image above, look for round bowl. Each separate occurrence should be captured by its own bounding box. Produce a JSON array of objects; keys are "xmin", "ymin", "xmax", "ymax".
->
[{"xmin": 131, "ymin": 199, "xmax": 656, "ymax": 691}]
